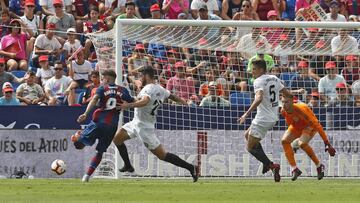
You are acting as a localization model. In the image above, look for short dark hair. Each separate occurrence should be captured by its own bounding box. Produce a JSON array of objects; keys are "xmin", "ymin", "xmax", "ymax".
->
[
  {"xmin": 102, "ymin": 69, "xmax": 117, "ymax": 79},
  {"xmin": 27, "ymin": 70, "xmax": 35, "ymax": 77},
  {"xmin": 90, "ymin": 6, "xmax": 99, "ymax": 13},
  {"xmin": 140, "ymin": 66, "xmax": 155, "ymax": 79},
  {"xmin": 252, "ymin": 59, "xmax": 267, "ymax": 72},
  {"xmin": 91, "ymin": 70, "xmax": 100, "ymax": 77},
  {"xmin": 125, "ymin": 1, "xmax": 136, "ymax": 7}
]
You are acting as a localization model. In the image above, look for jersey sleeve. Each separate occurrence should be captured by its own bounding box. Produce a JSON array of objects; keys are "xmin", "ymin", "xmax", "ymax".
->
[
  {"xmin": 278, "ymin": 77, "xmax": 284, "ymax": 91},
  {"xmin": 139, "ymin": 85, "xmax": 152, "ymax": 100},
  {"xmin": 301, "ymin": 105, "xmax": 329, "ymax": 143},
  {"xmin": 121, "ymin": 87, "xmax": 134, "ymax": 103},
  {"xmin": 253, "ymin": 78, "xmax": 264, "ymax": 93},
  {"xmin": 95, "ymin": 86, "xmax": 105, "ymax": 98}
]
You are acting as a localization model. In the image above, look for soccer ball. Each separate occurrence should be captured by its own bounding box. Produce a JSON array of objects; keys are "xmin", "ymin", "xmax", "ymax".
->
[{"xmin": 51, "ymin": 159, "xmax": 66, "ymax": 175}]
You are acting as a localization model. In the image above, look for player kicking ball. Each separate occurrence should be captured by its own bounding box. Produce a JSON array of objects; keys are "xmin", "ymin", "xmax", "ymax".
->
[
  {"xmin": 72, "ymin": 70, "xmax": 134, "ymax": 182},
  {"xmin": 280, "ymin": 94, "xmax": 336, "ymax": 181},
  {"xmin": 113, "ymin": 66, "xmax": 200, "ymax": 182},
  {"xmin": 238, "ymin": 59, "xmax": 292, "ymax": 182}
]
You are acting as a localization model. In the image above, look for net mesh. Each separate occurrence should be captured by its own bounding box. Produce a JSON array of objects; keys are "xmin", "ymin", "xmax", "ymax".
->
[{"xmin": 89, "ymin": 21, "xmax": 360, "ymax": 179}]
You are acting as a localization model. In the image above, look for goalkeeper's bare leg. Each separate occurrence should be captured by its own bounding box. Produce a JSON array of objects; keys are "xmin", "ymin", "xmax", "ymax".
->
[{"xmin": 281, "ymin": 130, "xmax": 302, "ymax": 181}]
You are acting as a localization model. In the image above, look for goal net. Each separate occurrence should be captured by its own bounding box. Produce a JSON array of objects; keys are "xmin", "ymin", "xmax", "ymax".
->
[{"xmin": 88, "ymin": 19, "xmax": 360, "ymax": 179}]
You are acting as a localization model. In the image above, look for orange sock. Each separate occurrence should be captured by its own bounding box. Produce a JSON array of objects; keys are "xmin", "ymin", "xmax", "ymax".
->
[
  {"xmin": 283, "ymin": 143, "xmax": 296, "ymax": 168},
  {"xmin": 301, "ymin": 143, "xmax": 320, "ymax": 165}
]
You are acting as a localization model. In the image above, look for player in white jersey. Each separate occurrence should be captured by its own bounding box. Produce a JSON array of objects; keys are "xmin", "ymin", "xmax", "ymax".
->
[
  {"xmin": 238, "ymin": 59, "xmax": 292, "ymax": 182},
  {"xmin": 113, "ymin": 66, "xmax": 200, "ymax": 182}
]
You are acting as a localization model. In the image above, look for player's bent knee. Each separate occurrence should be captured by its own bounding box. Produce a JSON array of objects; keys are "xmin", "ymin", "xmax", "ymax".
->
[
  {"xmin": 298, "ymin": 141, "xmax": 308, "ymax": 149},
  {"xmin": 281, "ymin": 139, "xmax": 291, "ymax": 145}
]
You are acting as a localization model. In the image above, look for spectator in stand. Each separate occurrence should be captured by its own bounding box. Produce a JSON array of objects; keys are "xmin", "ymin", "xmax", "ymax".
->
[
  {"xmin": 36, "ymin": 55, "xmax": 55, "ymax": 86},
  {"xmin": 344, "ymin": 0, "xmax": 360, "ymax": 17},
  {"xmin": 341, "ymin": 55, "xmax": 360, "ymax": 86},
  {"xmin": 0, "ymin": 58, "xmax": 25, "ymax": 97},
  {"xmin": 318, "ymin": 61, "xmax": 346, "ymax": 104},
  {"xmin": 20, "ymin": 0, "xmax": 43, "ymax": 59},
  {"xmin": 325, "ymin": 1, "xmax": 346, "ymax": 21},
  {"xmin": 262, "ymin": 10, "xmax": 283, "ymax": 47},
  {"xmin": 289, "ymin": 61, "xmax": 317, "ymax": 102},
  {"xmin": 221, "ymin": 51, "xmax": 248, "ymax": 92},
  {"xmin": 196, "ymin": 5, "xmax": 222, "ymax": 41},
  {"xmin": 82, "ymin": 70, "xmax": 100, "ymax": 105},
  {"xmin": 297, "ymin": 27, "xmax": 322, "ymax": 52},
  {"xmin": 45, "ymin": 61, "xmax": 72, "ymax": 105},
  {"xmin": 16, "ymin": 70, "xmax": 45, "ymax": 105},
  {"xmin": 63, "ymin": 28, "xmax": 82, "ymax": 60},
  {"xmin": 237, "ymin": 28, "xmax": 271, "ymax": 59},
  {"xmin": 9, "ymin": 0, "xmax": 25, "ymax": 19},
  {"xmin": 199, "ymin": 81, "xmax": 230, "ymax": 107},
  {"xmin": 328, "ymin": 82, "xmax": 355, "ymax": 107},
  {"xmin": 221, "ymin": 0, "xmax": 242, "ymax": 20},
  {"xmin": 232, "ymin": 0, "xmax": 260, "ymax": 21},
  {"xmin": 40, "ymin": 0, "xmax": 72, "ymax": 16},
  {"xmin": 273, "ymin": 34, "xmax": 294, "ymax": 68},
  {"xmin": 232, "ymin": 0, "xmax": 260, "ymax": 38},
  {"xmin": 33, "ymin": 23, "xmax": 62, "ymax": 68},
  {"xmin": 0, "ymin": 9, "xmax": 11, "ymax": 38},
  {"xmin": 162, "ymin": 0, "xmax": 190, "ymax": 19},
  {"xmin": 117, "ymin": 1, "xmax": 138, "ymax": 19},
  {"xmin": 158, "ymin": 49, "xmax": 179, "ymax": 85},
  {"xmin": 309, "ymin": 40, "xmax": 335, "ymax": 81},
  {"xmin": 0, "ymin": 82, "xmax": 20, "ymax": 105},
  {"xmin": 191, "ymin": 0, "xmax": 220, "ymax": 19},
  {"xmin": 150, "ymin": 4, "xmax": 163, "ymax": 19},
  {"xmin": 281, "ymin": 0, "xmax": 296, "ymax": 20},
  {"xmin": 352, "ymin": 79, "xmax": 360, "ymax": 107},
  {"xmin": 47, "ymin": 0, "xmax": 76, "ymax": 44},
  {"xmin": 199, "ymin": 68, "xmax": 224, "ymax": 97},
  {"xmin": 134, "ymin": 0, "xmax": 158, "ymax": 18},
  {"xmin": 166, "ymin": 61, "xmax": 198, "ymax": 103},
  {"xmin": 331, "ymin": 29, "xmax": 359, "ymax": 55},
  {"xmin": 0, "ymin": 19, "xmax": 33, "ymax": 71},
  {"xmin": 66, "ymin": 48, "xmax": 93, "ymax": 105},
  {"xmin": 73, "ymin": 0, "xmax": 101, "ymax": 33},
  {"xmin": 295, "ymin": 0, "xmax": 316, "ymax": 12},
  {"xmin": 307, "ymin": 91, "xmax": 321, "ymax": 108},
  {"xmin": 127, "ymin": 44, "xmax": 152, "ymax": 77},
  {"xmin": 83, "ymin": 7, "xmax": 107, "ymax": 59},
  {"xmin": 252, "ymin": 0, "xmax": 280, "ymax": 20}
]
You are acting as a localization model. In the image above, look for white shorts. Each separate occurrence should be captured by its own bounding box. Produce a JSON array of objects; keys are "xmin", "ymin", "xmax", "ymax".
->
[
  {"xmin": 122, "ymin": 121, "xmax": 161, "ymax": 150},
  {"xmin": 249, "ymin": 120, "xmax": 276, "ymax": 139}
]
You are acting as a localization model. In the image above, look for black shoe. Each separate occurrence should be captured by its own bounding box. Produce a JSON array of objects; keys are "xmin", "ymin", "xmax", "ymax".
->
[
  {"xmin": 119, "ymin": 165, "xmax": 134, "ymax": 173},
  {"xmin": 317, "ymin": 164, "xmax": 325, "ymax": 180},
  {"xmin": 190, "ymin": 165, "xmax": 200, "ymax": 182},
  {"xmin": 291, "ymin": 168, "xmax": 302, "ymax": 181}
]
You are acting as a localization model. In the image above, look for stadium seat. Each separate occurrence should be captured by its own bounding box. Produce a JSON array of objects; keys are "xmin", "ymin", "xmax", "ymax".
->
[
  {"xmin": 11, "ymin": 70, "xmax": 27, "ymax": 78},
  {"xmin": 77, "ymin": 91, "xmax": 86, "ymax": 105},
  {"xmin": 230, "ymin": 92, "xmax": 252, "ymax": 106},
  {"xmin": 280, "ymin": 72, "xmax": 298, "ymax": 87}
]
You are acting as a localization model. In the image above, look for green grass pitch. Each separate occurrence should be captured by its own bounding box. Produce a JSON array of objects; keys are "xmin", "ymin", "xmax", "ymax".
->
[{"xmin": 0, "ymin": 178, "xmax": 359, "ymax": 203}]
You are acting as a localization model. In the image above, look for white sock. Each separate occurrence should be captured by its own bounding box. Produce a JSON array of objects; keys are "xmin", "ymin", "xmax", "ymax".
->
[{"xmin": 316, "ymin": 163, "xmax": 321, "ymax": 168}]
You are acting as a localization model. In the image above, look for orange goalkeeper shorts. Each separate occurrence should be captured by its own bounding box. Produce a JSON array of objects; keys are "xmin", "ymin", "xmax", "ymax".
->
[{"xmin": 288, "ymin": 125, "xmax": 317, "ymax": 138}]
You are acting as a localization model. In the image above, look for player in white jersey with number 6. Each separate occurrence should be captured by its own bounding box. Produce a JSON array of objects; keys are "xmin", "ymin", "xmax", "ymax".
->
[
  {"xmin": 238, "ymin": 59, "xmax": 292, "ymax": 182},
  {"xmin": 113, "ymin": 66, "xmax": 200, "ymax": 182}
]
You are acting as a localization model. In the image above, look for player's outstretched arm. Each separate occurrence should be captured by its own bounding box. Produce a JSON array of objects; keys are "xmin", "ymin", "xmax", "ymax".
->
[
  {"xmin": 238, "ymin": 90, "xmax": 263, "ymax": 124},
  {"xmin": 77, "ymin": 94, "xmax": 100, "ymax": 123},
  {"xmin": 280, "ymin": 87, "xmax": 292, "ymax": 99},
  {"xmin": 168, "ymin": 93, "xmax": 188, "ymax": 106},
  {"xmin": 120, "ymin": 96, "xmax": 151, "ymax": 109}
]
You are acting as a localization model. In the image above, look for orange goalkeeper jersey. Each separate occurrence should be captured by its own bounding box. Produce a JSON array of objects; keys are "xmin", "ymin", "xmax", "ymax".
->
[{"xmin": 281, "ymin": 103, "xmax": 329, "ymax": 142}]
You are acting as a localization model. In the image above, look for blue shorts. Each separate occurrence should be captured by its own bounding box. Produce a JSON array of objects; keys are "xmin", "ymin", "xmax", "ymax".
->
[{"xmin": 78, "ymin": 121, "xmax": 117, "ymax": 153}]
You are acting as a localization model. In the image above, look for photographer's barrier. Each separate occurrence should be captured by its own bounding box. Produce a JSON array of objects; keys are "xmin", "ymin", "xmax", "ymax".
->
[{"xmin": 0, "ymin": 130, "xmax": 359, "ymax": 178}]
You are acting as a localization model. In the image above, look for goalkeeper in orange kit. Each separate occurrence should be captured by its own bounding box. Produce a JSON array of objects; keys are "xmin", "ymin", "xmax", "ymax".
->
[{"xmin": 280, "ymin": 95, "xmax": 336, "ymax": 181}]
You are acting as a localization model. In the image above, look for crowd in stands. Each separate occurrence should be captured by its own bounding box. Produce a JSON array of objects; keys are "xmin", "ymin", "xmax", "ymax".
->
[{"xmin": 0, "ymin": 0, "xmax": 359, "ymax": 108}]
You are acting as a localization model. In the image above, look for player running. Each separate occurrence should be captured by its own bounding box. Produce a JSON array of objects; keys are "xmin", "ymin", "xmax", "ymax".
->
[
  {"xmin": 280, "ymin": 94, "xmax": 336, "ymax": 181},
  {"xmin": 113, "ymin": 66, "xmax": 200, "ymax": 182},
  {"xmin": 238, "ymin": 59, "xmax": 292, "ymax": 182},
  {"xmin": 72, "ymin": 69, "xmax": 134, "ymax": 182}
]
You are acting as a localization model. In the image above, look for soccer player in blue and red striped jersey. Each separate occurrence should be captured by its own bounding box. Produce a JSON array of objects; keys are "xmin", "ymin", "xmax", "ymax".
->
[{"xmin": 72, "ymin": 69, "xmax": 134, "ymax": 182}]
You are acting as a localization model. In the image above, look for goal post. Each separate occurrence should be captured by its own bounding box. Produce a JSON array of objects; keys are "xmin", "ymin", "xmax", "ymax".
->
[{"xmin": 88, "ymin": 19, "xmax": 360, "ymax": 179}]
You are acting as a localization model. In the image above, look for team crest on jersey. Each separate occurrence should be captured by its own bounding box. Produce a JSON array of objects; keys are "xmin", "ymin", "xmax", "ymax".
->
[{"xmin": 293, "ymin": 116, "xmax": 299, "ymax": 122}]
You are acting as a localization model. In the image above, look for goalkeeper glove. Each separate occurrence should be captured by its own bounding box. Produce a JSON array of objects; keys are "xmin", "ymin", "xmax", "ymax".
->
[{"xmin": 324, "ymin": 141, "xmax": 336, "ymax": 156}]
